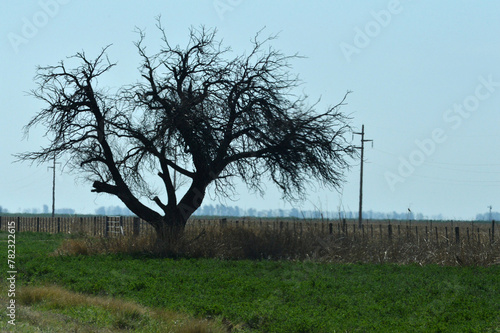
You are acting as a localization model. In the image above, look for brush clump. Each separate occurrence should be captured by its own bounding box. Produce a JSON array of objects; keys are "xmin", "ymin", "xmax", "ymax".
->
[{"xmin": 54, "ymin": 223, "xmax": 500, "ymax": 266}]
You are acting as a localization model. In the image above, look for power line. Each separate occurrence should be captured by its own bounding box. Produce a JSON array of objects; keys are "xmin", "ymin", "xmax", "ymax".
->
[
  {"xmin": 401, "ymin": 173, "xmax": 500, "ymax": 184},
  {"xmin": 373, "ymin": 147, "xmax": 500, "ymax": 167},
  {"xmin": 372, "ymin": 148, "xmax": 500, "ymax": 177},
  {"xmin": 418, "ymin": 164, "xmax": 500, "ymax": 174}
]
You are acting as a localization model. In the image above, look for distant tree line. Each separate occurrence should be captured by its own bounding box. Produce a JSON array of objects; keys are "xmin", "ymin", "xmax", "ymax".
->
[
  {"xmin": 0, "ymin": 205, "xmax": 74, "ymax": 215},
  {"xmin": 475, "ymin": 211, "xmax": 500, "ymax": 221},
  {"xmin": 95, "ymin": 206, "xmax": 134, "ymax": 216},
  {"xmin": 194, "ymin": 204, "xmax": 430, "ymax": 220},
  {"xmin": 1, "ymin": 203, "xmax": 497, "ymax": 221}
]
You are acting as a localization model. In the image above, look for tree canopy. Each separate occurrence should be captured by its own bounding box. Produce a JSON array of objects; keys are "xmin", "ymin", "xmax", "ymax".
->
[{"xmin": 18, "ymin": 24, "xmax": 356, "ymax": 241}]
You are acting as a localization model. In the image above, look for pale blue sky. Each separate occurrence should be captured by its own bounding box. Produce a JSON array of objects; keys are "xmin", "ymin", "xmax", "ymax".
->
[{"xmin": 1, "ymin": 1, "xmax": 500, "ymax": 219}]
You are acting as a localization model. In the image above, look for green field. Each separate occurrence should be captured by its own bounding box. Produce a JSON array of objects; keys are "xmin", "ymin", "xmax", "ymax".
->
[{"xmin": 1, "ymin": 231, "xmax": 499, "ymax": 332}]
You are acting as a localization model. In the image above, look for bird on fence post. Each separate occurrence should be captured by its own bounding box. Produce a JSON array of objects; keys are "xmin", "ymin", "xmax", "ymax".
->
[{"xmin": 407, "ymin": 207, "xmax": 412, "ymax": 227}]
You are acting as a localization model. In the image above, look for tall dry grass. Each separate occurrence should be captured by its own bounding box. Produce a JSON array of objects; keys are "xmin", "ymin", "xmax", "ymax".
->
[
  {"xmin": 15, "ymin": 285, "xmax": 227, "ymax": 332},
  {"xmin": 54, "ymin": 224, "xmax": 500, "ymax": 266}
]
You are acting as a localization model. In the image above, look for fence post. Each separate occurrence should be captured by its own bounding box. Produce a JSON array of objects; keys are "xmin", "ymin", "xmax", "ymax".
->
[
  {"xmin": 16, "ymin": 217, "xmax": 20, "ymax": 232},
  {"xmin": 388, "ymin": 224, "xmax": 392, "ymax": 241},
  {"xmin": 105, "ymin": 216, "xmax": 109, "ymax": 238},
  {"xmin": 455, "ymin": 227, "xmax": 460, "ymax": 245},
  {"xmin": 119, "ymin": 216, "xmax": 124, "ymax": 235},
  {"xmin": 79, "ymin": 217, "xmax": 84, "ymax": 235},
  {"xmin": 36, "ymin": 217, "xmax": 40, "ymax": 233},
  {"xmin": 133, "ymin": 217, "xmax": 140, "ymax": 236},
  {"xmin": 492, "ymin": 220, "xmax": 495, "ymax": 243},
  {"xmin": 57, "ymin": 217, "xmax": 61, "ymax": 233}
]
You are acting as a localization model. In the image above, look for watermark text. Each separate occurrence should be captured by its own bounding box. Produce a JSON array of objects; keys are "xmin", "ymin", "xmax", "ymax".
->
[
  {"xmin": 7, "ymin": 0, "xmax": 71, "ymax": 54},
  {"xmin": 340, "ymin": 0, "xmax": 405, "ymax": 63},
  {"xmin": 6, "ymin": 221, "xmax": 17, "ymax": 326},
  {"xmin": 213, "ymin": 0, "xmax": 243, "ymax": 20},
  {"xmin": 385, "ymin": 75, "xmax": 500, "ymax": 191}
]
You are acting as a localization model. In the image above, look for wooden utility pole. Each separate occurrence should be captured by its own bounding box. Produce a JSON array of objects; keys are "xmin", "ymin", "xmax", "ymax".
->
[
  {"xmin": 47, "ymin": 155, "xmax": 59, "ymax": 217},
  {"xmin": 354, "ymin": 125, "xmax": 373, "ymax": 228}
]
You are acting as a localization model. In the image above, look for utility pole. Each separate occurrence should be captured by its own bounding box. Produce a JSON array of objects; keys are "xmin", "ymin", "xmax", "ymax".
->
[
  {"xmin": 47, "ymin": 155, "xmax": 59, "ymax": 217},
  {"xmin": 354, "ymin": 125, "xmax": 373, "ymax": 228},
  {"xmin": 488, "ymin": 205, "xmax": 492, "ymax": 221}
]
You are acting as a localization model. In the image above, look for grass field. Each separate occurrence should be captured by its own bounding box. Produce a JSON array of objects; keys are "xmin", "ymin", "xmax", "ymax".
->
[{"xmin": 1, "ymin": 231, "xmax": 499, "ymax": 332}]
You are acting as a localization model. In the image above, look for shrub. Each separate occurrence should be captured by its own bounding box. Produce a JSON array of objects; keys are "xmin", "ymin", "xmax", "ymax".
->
[{"xmin": 53, "ymin": 223, "xmax": 500, "ymax": 266}]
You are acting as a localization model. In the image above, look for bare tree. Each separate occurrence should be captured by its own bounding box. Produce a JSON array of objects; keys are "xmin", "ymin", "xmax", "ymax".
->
[{"xmin": 18, "ymin": 24, "xmax": 356, "ymax": 242}]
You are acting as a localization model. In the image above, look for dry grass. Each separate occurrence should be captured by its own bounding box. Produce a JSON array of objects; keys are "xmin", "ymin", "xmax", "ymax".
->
[
  {"xmin": 53, "ymin": 234, "xmax": 157, "ymax": 256},
  {"xmin": 10, "ymin": 285, "xmax": 227, "ymax": 333},
  {"xmin": 54, "ymin": 223, "xmax": 500, "ymax": 266}
]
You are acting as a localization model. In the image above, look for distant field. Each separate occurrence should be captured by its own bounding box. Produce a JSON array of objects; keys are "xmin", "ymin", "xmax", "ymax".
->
[{"xmin": 0, "ymin": 231, "xmax": 499, "ymax": 332}]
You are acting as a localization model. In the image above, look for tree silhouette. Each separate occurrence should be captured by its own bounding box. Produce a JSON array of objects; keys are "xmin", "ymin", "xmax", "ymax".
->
[{"xmin": 18, "ymin": 24, "xmax": 356, "ymax": 242}]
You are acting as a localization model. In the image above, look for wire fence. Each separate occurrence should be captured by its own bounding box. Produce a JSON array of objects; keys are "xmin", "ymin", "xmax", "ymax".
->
[{"xmin": 0, "ymin": 215, "xmax": 496, "ymax": 245}]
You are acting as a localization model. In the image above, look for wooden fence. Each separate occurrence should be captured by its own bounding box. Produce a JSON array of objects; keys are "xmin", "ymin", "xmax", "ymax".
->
[
  {"xmin": 0, "ymin": 216, "xmax": 496, "ymax": 244},
  {"xmin": 0, "ymin": 216, "xmax": 155, "ymax": 237}
]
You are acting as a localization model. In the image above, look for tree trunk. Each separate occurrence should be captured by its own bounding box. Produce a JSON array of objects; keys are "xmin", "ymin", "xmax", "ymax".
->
[
  {"xmin": 153, "ymin": 213, "xmax": 187, "ymax": 245},
  {"xmin": 150, "ymin": 178, "xmax": 208, "ymax": 247}
]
